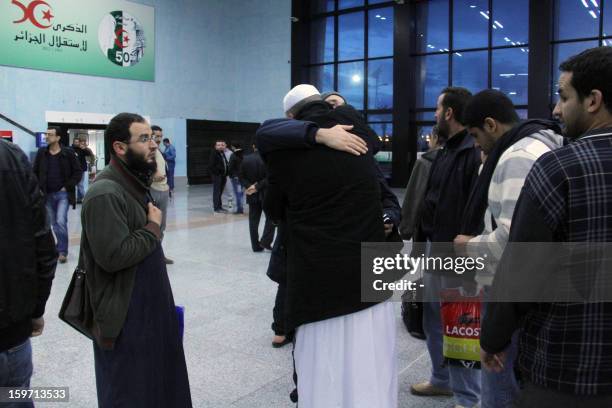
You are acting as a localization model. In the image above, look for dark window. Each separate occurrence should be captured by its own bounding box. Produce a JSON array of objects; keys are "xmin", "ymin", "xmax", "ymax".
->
[
  {"xmin": 416, "ymin": 111, "xmax": 436, "ymax": 121},
  {"xmin": 554, "ymin": 0, "xmax": 600, "ymax": 41},
  {"xmin": 368, "ymin": 0, "xmax": 390, "ymax": 4},
  {"xmin": 415, "ymin": 0, "xmax": 449, "ymax": 54},
  {"xmin": 339, "ymin": 12, "xmax": 365, "ymax": 61},
  {"xmin": 492, "ymin": 0, "xmax": 529, "ymax": 47},
  {"xmin": 453, "ymin": 0, "xmax": 489, "ymax": 50},
  {"xmin": 338, "ymin": 61, "xmax": 365, "ymax": 109},
  {"xmin": 368, "ymin": 58, "xmax": 393, "ymax": 109},
  {"xmin": 310, "ymin": 17, "xmax": 335, "ymax": 64},
  {"xmin": 606, "ymin": 1, "xmax": 612, "ymax": 36},
  {"xmin": 452, "ymin": 50, "xmax": 488, "ymax": 91},
  {"xmin": 368, "ymin": 7, "xmax": 394, "ymax": 58},
  {"xmin": 415, "ymin": 54, "xmax": 449, "ymax": 108},
  {"xmin": 311, "ymin": 0, "xmax": 335, "ymax": 14},
  {"xmin": 368, "ymin": 113, "xmax": 393, "ymax": 122},
  {"xmin": 339, "ymin": 0, "xmax": 364, "ymax": 9},
  {"xmin": 310, "ymin": 64, "xmax": 334, "ymax": 93},
  {"xmin": 552, "ymin": 40, "xmax": 599, "ymax": 101},
  {"xmin": 492, "ymin": 47, "xmax": 529, "ymax": 105}
]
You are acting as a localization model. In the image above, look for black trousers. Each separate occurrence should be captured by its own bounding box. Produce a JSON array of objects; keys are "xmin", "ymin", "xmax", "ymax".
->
[
  {"xmin": 212, "ymin": 175, "xmax": 226, "ymax": 211},
  {"xmin": 248, "ymin": 200, "xmax": 275, "ymax": 250},
  {"xmin": 272, "ymin": 282, "xmax": 287, "ymax": 335}
]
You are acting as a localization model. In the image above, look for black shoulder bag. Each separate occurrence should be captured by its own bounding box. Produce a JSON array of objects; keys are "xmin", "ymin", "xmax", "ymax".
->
[{"xmin": 58, "ymin": 248, "xmax": 95, "ymax": 340}]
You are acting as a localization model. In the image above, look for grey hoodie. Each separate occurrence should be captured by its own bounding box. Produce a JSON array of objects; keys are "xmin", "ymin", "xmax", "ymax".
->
[{"xmin": 468, "ymin": 128, "xmax": 565, "ymax": 286}]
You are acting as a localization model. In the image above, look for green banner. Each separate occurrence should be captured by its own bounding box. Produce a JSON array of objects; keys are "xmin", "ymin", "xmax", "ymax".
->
[{"xmin": 1, "ymin": 0, "xmax": 155, "ymax": 81}]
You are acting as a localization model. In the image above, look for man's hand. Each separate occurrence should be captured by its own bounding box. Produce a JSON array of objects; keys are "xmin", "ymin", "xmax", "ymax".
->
[
  {"xmin": 384, "ymin": 223, "xmax": 394, "ymax": 237},
  {"xmin": 147, "ymin": 202, "xmax": 163, "ymax": 226},
  {"xmin": 481, "ymin": 349, "xmax": 507, "ymax": 373},
  {"xmin": 31, "ymin": 317, "xmax": 44, "ymax": 337},
  {"xmin": 453, "ymin": 234, "xmax": 474, "ymax": 256},
  {"xmin": 315, "ymin": 125, "xmax": 368, "ymax": 156},
  {"xmin": 245, "ymin": 184, "xmax": 257, "ymax": 196}
]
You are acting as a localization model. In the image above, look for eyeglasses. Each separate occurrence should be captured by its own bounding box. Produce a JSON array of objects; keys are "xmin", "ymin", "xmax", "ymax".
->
[{"xmin": 124, "ymin": 135, "xmax": 155, "ymax": 144}]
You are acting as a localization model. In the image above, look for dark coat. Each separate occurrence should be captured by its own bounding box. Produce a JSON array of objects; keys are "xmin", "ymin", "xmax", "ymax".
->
[
  {"xmin": 227, "ymin": 149, "xmax": 244, "ymax": 178},
  {"xmin": 261, "ymin": 101, "xmax": 386, "ymax": 332},
  {"xmin": 0, "ymin": 140, "xmax": 57, "ymax": 352},
  {"xmin": 418, "ymin": 129, "xmax": 481, "ymax": 244},
  {"xmin": 207, "ymin": 149, "xmax": 228, "ymax": 177},
  {"xmin": 239, "ymin": 151, "xmax": 268, "ymax": 205},
  {"xmin": 32, "ymin": 145, "xmax": 82, "ymax": 208}
]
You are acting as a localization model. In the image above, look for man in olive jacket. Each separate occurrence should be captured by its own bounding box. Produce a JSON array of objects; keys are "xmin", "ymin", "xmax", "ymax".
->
[{"xmin": 81, "ymin": 113, "xmax": 191, "ymax": 407}]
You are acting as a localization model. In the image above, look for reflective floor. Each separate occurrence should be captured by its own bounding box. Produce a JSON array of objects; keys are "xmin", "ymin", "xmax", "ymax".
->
[{"xmin": 33, "ymin": 178, "xmax": 452, "ymax": 407}]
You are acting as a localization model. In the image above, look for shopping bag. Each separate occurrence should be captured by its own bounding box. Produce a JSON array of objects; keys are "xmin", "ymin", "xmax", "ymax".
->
[{"xmin": 440, "ymin": 288, "xmax": 482, "ymax": 369}]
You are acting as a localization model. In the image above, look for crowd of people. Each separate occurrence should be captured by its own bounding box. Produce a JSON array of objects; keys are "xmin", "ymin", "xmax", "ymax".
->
[{"xmin": 1, "ymin": 45, "xmax": 612, "ymax": 408}]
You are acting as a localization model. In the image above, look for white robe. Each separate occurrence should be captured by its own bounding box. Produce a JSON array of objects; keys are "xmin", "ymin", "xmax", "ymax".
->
[{"xmin": 294, "ymin": 301, "xmax": 398, "ymax": 408}]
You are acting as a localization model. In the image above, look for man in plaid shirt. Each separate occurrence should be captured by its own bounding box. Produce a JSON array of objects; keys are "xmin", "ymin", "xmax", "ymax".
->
[{"xmin": 481, "ymin": 46, "xmax": 612, "ymax": 407}]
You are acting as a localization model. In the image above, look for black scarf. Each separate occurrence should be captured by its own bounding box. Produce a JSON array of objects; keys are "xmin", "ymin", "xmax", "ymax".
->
[{"xmin": 461, "ymin": 119, "xmax": 562, "ymax": 236}]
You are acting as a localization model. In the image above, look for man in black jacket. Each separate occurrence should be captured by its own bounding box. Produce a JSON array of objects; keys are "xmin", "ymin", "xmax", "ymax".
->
[
  {"xmin": 33, "ymin": 126, "xmax": 83, "ymax": 263},
  {"xmin": 239, "ymin": 144, "xmax": 275, "ymax": 251},
  {"xmin": 258, "ymin": 84, "xmax": 397, "ymax": 408},
  {"xmin": 410, "ymin": 87, "xmax": 482, "ymax": 408},
  {"xmin": 207, "ymin": 139, "xmax": 229, "ymax": 213},
  {"xmin": 0, "ymin": 139, "xmax": 57, "ymax": 397}
]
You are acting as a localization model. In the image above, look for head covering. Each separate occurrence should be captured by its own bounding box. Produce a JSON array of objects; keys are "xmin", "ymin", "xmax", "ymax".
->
[
  {"xmin": 321, "ymin": 91, "xmax": 347, "ymax": 104},
  {"xmin": 283, "ymin": 84, "xmax": 321, "ymax": 115}
]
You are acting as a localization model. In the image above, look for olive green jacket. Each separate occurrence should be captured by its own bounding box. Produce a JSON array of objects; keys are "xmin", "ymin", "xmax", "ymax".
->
[{"xmin": 80, "ymin": 157, "xmax": 161, "ymax": 349}]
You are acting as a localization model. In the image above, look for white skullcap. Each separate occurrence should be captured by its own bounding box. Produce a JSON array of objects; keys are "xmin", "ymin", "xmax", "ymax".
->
[{"xmin": 283, "ymin": 84, "xmax": 321, "ymax": 115}]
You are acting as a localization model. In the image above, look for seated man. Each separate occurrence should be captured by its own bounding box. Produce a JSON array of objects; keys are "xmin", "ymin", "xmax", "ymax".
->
[{"xmin": 257, "ymin": 84, "xmax": 398, "ymax": 408}]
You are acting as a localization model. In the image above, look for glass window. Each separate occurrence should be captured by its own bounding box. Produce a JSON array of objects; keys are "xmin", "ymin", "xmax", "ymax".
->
[
  {"xmin": 339, "ymin": 0, "xmax": 364, "ymax": 10},
  {"xmin": 310, "ymin": 64, "xmax": 334, "ymax": 94},
  {"xmin": 452, "ymin": 50, "xmax": 488, "ymax": 92},
  {"xmin": 416, "ymin": 126, "xmax": 434, "ymax": 152},
  {"xmin": 310, "ymin": 17, "xmax": 335, "ymax": 64},
  {"xmin": 554, "ymin": 0, "xmax": 600, "ymax": 41},
  {"xmin": 552, "ymin": 40, "xmax": 599, "ymax": 101},
  {"xmin": 368, "ymin": 7, "xmax": 394, "ymax": 58},
  {"xmin": 368, "ymin": 0, "xmax": 390, "ymax": 4},
  {"xmin": 416, "ymin": 0, "xmax": 449, "ymax": 54},
  {"xmin": 416, "ymin": 54, "xmax": 449, "ymax": 108},
  {"xmin": 415, "ymin": 111, "xmax": 436, "ymax": 121},
  {"xmin": 605, "ymin": 1, "xmax": 612, "ymax": 37},
  {"xmin": 368, "ymin": 58, "xmax": 393, "ymax": 109},
  {"xmin": 492, "ymin": 0, "xmax": 529, "ymax": 47},
  {"xmin": 311, "ymin": 0, "xmax": 335, "ymax": 14},
  {"xmin": 368, "ymin": 113, "xmax": 393, "ymax": 122},
  {"xmin": 517, "ymin": 109, "xmax": 528, "ymax": 119},
  {"xmin": 370, "ymin": 123, "xmax": 393, "ymax": 153},
  {"xmin": 338, "ymin": 61, "xmax": 365, "ymax": 109},
  {"xmin": 492, "ymin": 47, "xmax": 529, "ymax": 105},
  {"xmin": 338, "ymin": 12, "xmax": 365, "ymax": 61},
  {"xmin": 453, "ymin": 0, "xmax": 489, "ymax": 50}
]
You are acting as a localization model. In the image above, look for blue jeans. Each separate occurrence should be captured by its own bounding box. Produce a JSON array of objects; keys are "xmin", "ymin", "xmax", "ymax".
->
[
  {"xmin": 423, "ymin": 272, "xmax": 481, "ymax": 407},
  {"xmin": 166, "ymin": 160, "xmax": 175, "ymax": 191},
  {"xmin": 77, "ymin": 170, "xmax": 88, "ymax": 201},
  {"xmin": 45, "ymin": 190, "xmax": 69, "ymax": 256},
  {"xmin": 230, "ymin": 177, "xmax": 244, "ymax": 213},
  {"xmin": 0, "ymin": 339, "xmax": 34, "ymax": 408},
  {"xmin": 481, "ymin": 289, "xmax": 520, "ymax": 408}
]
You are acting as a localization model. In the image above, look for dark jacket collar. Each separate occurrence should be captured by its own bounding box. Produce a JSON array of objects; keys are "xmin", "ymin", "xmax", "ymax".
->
[
  {"xmin": 108, "ymin": 157, "xmax": 150, "ymax": 198},
  {"xmin": 580, "ymin": 126, "xmax": 612, "ymax": 139},
  {"xmin": 444, "ymin": 129, "xmax": 473, "ymax": 151},
  {"xmin": 295, "ymin": 100, "xmax": 332, "ymax": 120}
]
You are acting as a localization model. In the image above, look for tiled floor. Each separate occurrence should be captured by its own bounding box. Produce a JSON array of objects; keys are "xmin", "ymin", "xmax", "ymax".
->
[{"xmin": 31, "ymin": 178, "xmax": 455, "ymax": 407}]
